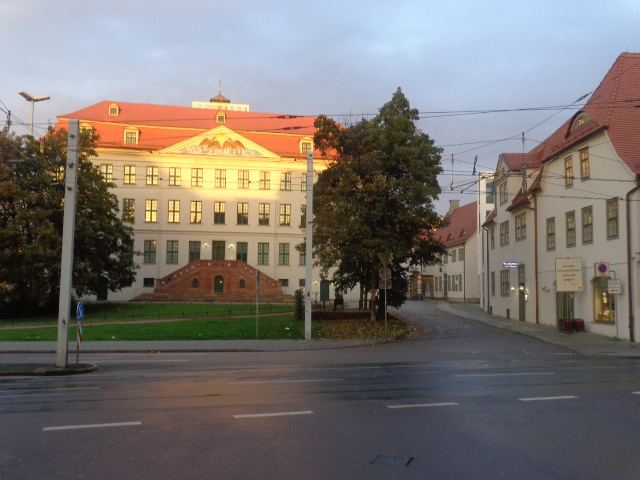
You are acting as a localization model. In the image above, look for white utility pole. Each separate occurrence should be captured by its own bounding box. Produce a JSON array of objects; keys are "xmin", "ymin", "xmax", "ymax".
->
[
  {"xmin": 305, "ymin": 152, "xmax": 314, "ymax": 340},
  {"xmin": 56, "ymin": 119, "xmax": 79, "ymax": 368}
]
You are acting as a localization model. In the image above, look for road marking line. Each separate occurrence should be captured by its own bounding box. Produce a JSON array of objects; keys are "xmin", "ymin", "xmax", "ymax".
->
[
  {"xmin": 387, "ymin": 402, "xmax": 459, "ymax": 409},
  {"xmin": 228, "ymin": 379, "xmax": 345, "ymax": 385},
  {"xmin": 0, "ymin": 387, "xmax": 99, "ymax": 398},
  {"xmin": 233, "ymin": 410, "xmax": 313, "ymax": 419},
  {"xmin": 519, "ymin": 396, "xmax": 578, "ymax": 402},
  {"xmin": 88, "ymin": 360, "xmax": 188, "ymax": 363},
  {"xmin": 631, "ymin": 392, "xmax": 640, "ymax": 395},
  {"xmin": 43, "ymin": 421, "xmax": 142, "ymax": 432},
  {"xmin": 455, "ymin": 372, "xmax": 555, "ymax": 378}
]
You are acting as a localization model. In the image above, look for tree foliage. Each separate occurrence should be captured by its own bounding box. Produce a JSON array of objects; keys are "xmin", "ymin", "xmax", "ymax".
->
[
  {"xmin": 0, "ymin": 128, "xmax": 137, "ymax": 317},
  {"xmin": 313, "ymin": 88, "xmax": 446, "ymax": 316}
]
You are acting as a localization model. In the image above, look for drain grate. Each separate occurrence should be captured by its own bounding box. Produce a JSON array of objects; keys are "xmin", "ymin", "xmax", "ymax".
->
[{"xmin": 372, "ymin": 455, "xmax": 413, "ymax": 467}]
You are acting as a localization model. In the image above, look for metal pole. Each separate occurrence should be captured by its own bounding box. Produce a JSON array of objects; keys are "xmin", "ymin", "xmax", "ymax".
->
[
  {"xmin": 56, "ymin": 119, "xmax": 79, "ymax": 368},
  {"xmin": 384, "ymin": 287, "xmax": 388, "ymax": 338},
  {"xmin": 304, "ymin": 152, "xmax": 313, "ymax": 340},
  {"xmin": 29, "ymin": 100, "xmax": 34, "ymax": 137}
]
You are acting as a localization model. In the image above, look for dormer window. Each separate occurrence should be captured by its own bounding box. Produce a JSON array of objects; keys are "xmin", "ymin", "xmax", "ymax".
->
[
  {"xmin": 80, "ymin": 122, "xmax": 93, "ymax": 133},
  {"xmin": 570, "ymin": 113, "xmax": 593, "ymax": 135},
  {"xmin": 460, "ymin": 229, "xmax": 466, "ymax": 237},
  {"xmin": 300, "ymin": 138, "xmax": 313, "ymax": 154},
  {"xmin": 216, "ymin": 111, "xmax": 226, "ymax": 123},
  {"xmin": 124, "ymin": 127, "xmax": 139, "ymax": 145},
  {"xmin": 109, "ymin": 103, "xmax": 119, "ymax": 116}
]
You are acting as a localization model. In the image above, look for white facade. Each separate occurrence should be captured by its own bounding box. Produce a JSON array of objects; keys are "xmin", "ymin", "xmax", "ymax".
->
[
  {"xmin": 58, "ymin": 99, "xmax": 342, "ymax": 303},
  {"xmin": 481, "ymin": 52, "xmax": 640, "ymax": 340}
]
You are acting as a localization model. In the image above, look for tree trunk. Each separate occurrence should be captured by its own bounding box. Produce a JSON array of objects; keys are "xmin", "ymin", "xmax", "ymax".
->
[{"xmin": 369, "ymin": 270, "xmax": 378, "ymax": 322}]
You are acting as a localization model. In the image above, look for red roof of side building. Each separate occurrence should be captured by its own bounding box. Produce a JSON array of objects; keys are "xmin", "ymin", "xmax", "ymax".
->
[
  {"xmin": 435, "ymin": 201, "xmax": 478, "ymax": 248},
  {"xmin": 55, "ymin": 100, "xmax": 326, "ymax": 158},
  {"xmin": 482, "ymin": 209, "xmax": 497, "ymax": 227},
  {"xmin": 507, "ymin": 168, "xmax": 543, "ymax": 212},
  {"xmin": 500, "ymin": 53, "xmax": 640, "ymax": 174}
]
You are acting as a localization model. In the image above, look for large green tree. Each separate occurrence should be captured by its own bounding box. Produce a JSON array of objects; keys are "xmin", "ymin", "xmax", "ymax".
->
[
  {"xmin": 313, "ymin": 88, "xmax": 446, "ymax": 318},
  {"xmin": 0, "ymin": 128, "xmax": 137, "ymax": 317}
]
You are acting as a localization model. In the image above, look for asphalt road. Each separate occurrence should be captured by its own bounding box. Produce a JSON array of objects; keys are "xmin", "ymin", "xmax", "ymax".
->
[{"xmin": 2, "ymin": 301, "xmax": 640, "ymax": 479}]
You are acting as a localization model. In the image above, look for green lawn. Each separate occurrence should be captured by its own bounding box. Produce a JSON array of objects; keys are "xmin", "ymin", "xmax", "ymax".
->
[
  {"xmin": 0, "ymin": 314, "xmax": 409, "ymax": 342},
  {"xmin": 1, "ymin": 302, "xmax": 294, "ymax": 326}
]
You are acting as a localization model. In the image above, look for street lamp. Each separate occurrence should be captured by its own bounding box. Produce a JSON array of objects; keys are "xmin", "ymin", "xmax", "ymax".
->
[{"xmin": 18, "ymin": 91, "xmax": 50, "ymax": 137}]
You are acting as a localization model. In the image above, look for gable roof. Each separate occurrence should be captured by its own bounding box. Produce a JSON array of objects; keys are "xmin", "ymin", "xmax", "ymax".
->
[
  {"xmin": 55, "ymin": 100, "xmax": 324, "ymax": 158},
  {"xmin": 435, "ymin": 201, "xmax": 478, "ymax": 248},
  {"xmin": 507, "ymin": 168, "xmax": 543, "ymax": 212},
  {"xmin": 499, "ymin": 53, "xmax": 640, "ymax": 174}
]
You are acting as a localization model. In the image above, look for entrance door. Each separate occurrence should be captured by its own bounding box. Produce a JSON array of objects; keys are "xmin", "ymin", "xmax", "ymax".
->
[
  {"xmin": 556, "ymin": 292, "xmax": 574, "ymax": 327},
  {"xmin": 211, "ymin": 241, "xmax": 225, "ymax": 260},
  {"xmin": 214, "ymin": 275, "xmax": 224, "ymax": 293}
]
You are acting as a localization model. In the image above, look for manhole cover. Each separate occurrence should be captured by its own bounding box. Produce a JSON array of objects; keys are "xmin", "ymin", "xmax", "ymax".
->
[{"xmin": 372, "ymin": 455, "xmax": 413, "ymax": 466}]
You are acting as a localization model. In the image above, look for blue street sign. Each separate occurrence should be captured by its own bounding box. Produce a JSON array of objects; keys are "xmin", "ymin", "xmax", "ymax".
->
[{"xmin": 76, "ymin": 302, "xmax": 84, "ymax": 323}]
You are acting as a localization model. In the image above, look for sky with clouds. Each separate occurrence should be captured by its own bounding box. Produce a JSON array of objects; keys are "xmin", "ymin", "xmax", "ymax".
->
[{"xmin": 2, "ymin": 0, "xmax": 639, "ymax": 214}]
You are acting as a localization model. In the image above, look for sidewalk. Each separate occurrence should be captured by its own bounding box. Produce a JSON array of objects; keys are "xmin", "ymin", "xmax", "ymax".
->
[
  {"xmin": 436, "ymin": 301, "xmax": 640, "ymax": 359},
  {"xmin": 0, "ymin": 339, "xmax": 378, "ymax": 376}
]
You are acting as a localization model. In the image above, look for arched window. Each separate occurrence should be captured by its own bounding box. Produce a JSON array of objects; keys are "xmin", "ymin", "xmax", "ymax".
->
[
  {"xmin": 240, "ymin": 279, "xmax": 246, "ymax": 289},
  {"xmin": 192, "ymin": 279, "xmax": 199, "ymax": 289}
]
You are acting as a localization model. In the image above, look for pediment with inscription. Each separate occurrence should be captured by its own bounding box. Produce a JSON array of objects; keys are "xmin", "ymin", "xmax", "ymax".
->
[{"xmin": 160, "ymin": 126, "xmax": 278, "ymax": 159}]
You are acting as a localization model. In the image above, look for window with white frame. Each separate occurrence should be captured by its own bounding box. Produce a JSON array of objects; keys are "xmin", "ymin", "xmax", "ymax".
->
[
  {"xmin": 565, "ymin": 156, "xmax": 574, "ymax": 188},
  {"xmin": 607, "ymin": 198, "xmax": 619, "ymax": 239},
  {"xmin": 280, "ymin": 172, "xmax": 292, "ymax": 190},
  {"xmin": 214, "ymin": 202, "xmax": 225, "ymax": 224},
  {"xmin": 580, "ymin": 148, "xmax": 590, "ymax": 180},
  {"xmin": 515, "ymin": 213, "xmax": 526, "ymax": 241},
  {"xmin": 500, "ymin": 270, "xmax": 510, "ymax": 296},
  {"xmin": 168, "ymin": 200, "xmax": 180, "ymax": 223},
  {"xmin": 190, "ymin": 201, "xmax": 202, "ymax": 224},
  {"xmin": 191, "ymin": 168, "xmax": 203, "ymax": 187},
  {"xmin": 169, "ymin": 167, "xmax": 181, "ymax": 186},
  {"xmin": 500, "ymin": 220, "xmax": 509, "ymax": 246},
  {"xmin": 146, "ymin": 167, "xmax": 158, "ymax": 186},
  {"xmin": 546, "ymin": 217, "xmax": 555, "ymax": 250},
  {"xmin": 566, "ymin": 211, "xmax": 576, "ymax": 247},
  {"xmin": 124, "ymin": 165, "xmax": 136, "ymax": 184},
  {"xmin": 100, "ymin": 164, "xmax": 113, "ymax": 182},
  {"xmin": 582, "ymin": 206, "xmax": 593, "ymax": 244},
  {"xmin": 238, "ymin": 170, "xmax": 249, "ymax": 189},
  {"xmin": 215, "ymin": 169, "xmax": 226, "ymax": 188},
  {"xmin": 145, "ymin": 199, "xmax": 157, "ymax": 223},
  {"xmin": 259, "ymin": 171, "xmax": 270, "ymax": 190},
  {"xmin": 279, "ymin": 204, "xmax": 291, "ymax": 226}
]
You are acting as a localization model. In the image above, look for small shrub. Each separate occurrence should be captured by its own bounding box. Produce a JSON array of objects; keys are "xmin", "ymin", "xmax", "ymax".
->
[{"xmin": 293, "ymin": 289, "xmax": 304, "ymax": 321}]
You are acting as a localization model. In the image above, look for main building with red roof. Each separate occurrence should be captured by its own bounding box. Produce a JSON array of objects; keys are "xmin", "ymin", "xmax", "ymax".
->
[{"xmin": 55, "ymin": 93, "xmax": 333, "ymax": 302}]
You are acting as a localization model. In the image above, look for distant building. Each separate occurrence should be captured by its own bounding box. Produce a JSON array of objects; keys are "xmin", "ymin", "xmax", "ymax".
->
[{"xmin": 422, "ymin": 200, "xmax": 480, "ymax": 303}]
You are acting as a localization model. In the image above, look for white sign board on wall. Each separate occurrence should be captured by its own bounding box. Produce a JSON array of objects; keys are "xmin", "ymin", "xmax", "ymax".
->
[{"xmin": 555, "ymin": 258, "xmax": 583, "ymax": 292}]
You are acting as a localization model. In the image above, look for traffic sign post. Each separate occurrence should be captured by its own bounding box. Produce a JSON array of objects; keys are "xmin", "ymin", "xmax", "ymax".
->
[
  {"xmin": 378, "ymin": 268, "xmax": 392, "ymax": 338},
  {"xmin": 76, "ymin": 302, "xmax": 84, "ymax": 365}
]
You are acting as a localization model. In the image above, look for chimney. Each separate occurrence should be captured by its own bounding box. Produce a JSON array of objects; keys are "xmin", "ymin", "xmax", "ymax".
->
[{"xmin": 449, "ymin": 200, "xmax": 460, "ymax": 215}]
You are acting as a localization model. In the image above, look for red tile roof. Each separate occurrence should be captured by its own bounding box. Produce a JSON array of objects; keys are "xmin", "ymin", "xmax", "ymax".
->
[
  {"xmin": 435, "ymin": 201, "xmax": 478, "ymax": 248},
  {"xmin": 482, "ymin": 209, "xmax": 497, "ymax": 227},
  {"xmin": 500, "ymin": 53, "xmax": 640, "ymax": 174},
  {"xmin": 55, "ymin": 100, "xmax": 326, "ymax": 158}
]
